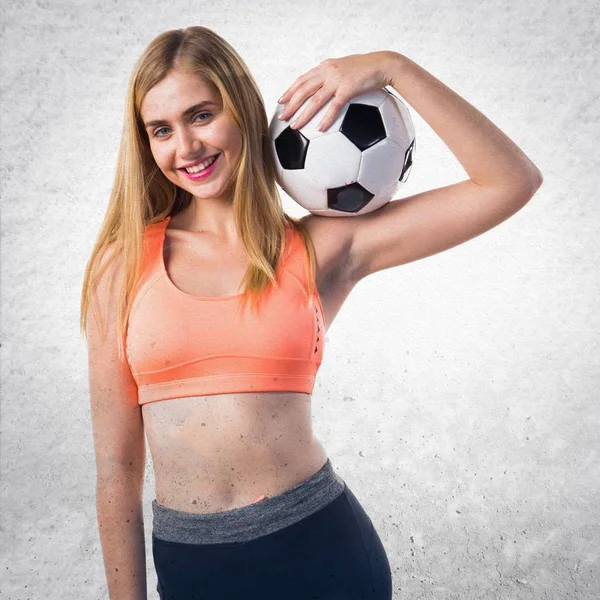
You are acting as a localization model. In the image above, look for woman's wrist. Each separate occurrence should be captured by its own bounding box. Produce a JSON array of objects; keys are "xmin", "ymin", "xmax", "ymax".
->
[{"xmin": 382, "ymin": 50, "xmax": 409, "ymax": 89}]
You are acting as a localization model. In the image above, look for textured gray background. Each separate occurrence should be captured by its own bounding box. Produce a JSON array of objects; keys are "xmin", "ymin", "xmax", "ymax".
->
[{"xmin": 1, "ymin": 0, "xmax": 598, "ymax": 598}]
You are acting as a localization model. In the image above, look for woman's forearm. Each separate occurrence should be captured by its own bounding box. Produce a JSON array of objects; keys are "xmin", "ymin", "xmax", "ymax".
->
[
  {"xmin": 384, "ymin": 51, "xmax": 543, "ymax": 189},
  {"xmin": 96, "ymin": 487, "xmax": 147, "ymax": 600}
]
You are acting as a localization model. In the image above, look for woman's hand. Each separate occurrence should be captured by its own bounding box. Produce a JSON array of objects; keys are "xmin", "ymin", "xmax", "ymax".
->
[{"xmin": 277, "ymin": 51, "xmax": 394, "ymax": 132}]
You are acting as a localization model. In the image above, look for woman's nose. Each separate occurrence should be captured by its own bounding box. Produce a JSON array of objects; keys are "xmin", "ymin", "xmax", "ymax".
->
[{"xmin": 177, "ymin": 127, "xmax": 202, "ymax": 155}]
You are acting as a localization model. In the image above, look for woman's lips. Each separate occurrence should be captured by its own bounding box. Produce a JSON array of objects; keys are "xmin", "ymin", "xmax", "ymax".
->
[{"xmin": 178, "ymin": 153, "xmax": 221, "ymax": 181}]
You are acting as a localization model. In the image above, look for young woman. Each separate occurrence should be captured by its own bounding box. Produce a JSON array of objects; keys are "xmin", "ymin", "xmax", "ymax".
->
[{"xmin": 80, "ymin": 26, "xmax": 542, "ymax": 600}]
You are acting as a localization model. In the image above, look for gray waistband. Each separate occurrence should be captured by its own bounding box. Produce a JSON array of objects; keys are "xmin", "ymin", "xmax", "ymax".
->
[{"xmin": 152, "ymin": 457, "xmax": 345, "ymax": 544}]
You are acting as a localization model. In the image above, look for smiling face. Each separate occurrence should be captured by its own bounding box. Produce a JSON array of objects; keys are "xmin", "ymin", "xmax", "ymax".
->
[{"xmin": 140, "ymin": 68, "xmax": 243, "ymax": 203}]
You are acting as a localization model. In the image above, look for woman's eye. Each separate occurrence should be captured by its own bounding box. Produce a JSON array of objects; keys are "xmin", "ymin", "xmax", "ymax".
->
[
  {"xmin": 194, "ymin": 112, "xmax": 212, "ymax": 122},
  {"xmin": 152, "ymin": 113, "xmax": 211, "ymax": 138}
]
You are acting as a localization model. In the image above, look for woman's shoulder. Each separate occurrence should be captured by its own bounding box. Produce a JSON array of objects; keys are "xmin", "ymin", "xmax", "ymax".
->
[
  {"xmin": 144, "ymin": 215, "xmax": 170, "ymax": 233},
  {"xmin": 282, "ymin": 218, "xmax": 306, "ymax": 253},
  {"xmin": 141, "ymin": 216, "xmax": 170, "ymax": 248}
]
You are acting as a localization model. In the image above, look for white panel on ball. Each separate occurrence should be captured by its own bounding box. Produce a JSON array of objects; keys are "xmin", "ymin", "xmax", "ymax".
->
[
  {"xmin": 303, "ymin": 134, "xmax": 363, "ymax": 189},
  {"xmin": 380, "ymin": 97, "xmax": 412, "ymax": 147},
  {"xmin": 358, "ymin": 138, "xmax": 406, "ymax": 195},
  {"xmin": 277, "ymin": 170, "xmax": 327, "ymax": 211}
]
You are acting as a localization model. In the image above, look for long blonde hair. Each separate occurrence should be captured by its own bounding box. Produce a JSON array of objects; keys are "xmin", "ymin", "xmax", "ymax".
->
[{"xmin": 79, "ymin": 26, "xmax": 317, "ymax": 361}]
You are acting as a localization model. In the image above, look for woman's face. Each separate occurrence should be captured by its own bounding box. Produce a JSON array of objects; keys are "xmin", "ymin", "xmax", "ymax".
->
[{"xmin": 140, "ymin": 68, "xmax": 242, "ymax": 202}]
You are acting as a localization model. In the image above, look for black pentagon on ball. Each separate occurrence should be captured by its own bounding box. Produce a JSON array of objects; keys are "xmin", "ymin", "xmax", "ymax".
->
[
  {"xmin": 399, "ymin": 138, "xmax": 415, "ymax": 182},
  {"xmin": 274, "ymin": 127, "xmax": 309, "ymax": 169},
  {"xmin": 327, "ymin": 182, "xmax": 374, "ymax": 213},
  {"xmin": 340, "ymin": 104, "xmax": 386, "ymax": 151}
]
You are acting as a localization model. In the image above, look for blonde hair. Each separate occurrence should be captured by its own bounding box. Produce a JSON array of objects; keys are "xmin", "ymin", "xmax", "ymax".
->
[{"xmin": 79, "ymin": 26, "xmax": 317, "ymax": 362}]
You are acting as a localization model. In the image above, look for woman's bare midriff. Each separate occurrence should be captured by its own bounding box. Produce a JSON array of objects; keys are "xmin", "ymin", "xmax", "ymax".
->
[{"xmin": 142, "ymin": 390, "xmax": 328, "ymax": 514}]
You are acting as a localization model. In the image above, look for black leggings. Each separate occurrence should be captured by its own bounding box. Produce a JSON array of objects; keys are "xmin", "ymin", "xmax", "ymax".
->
[{"xmin": 151, "ymin": 459, "xmax": 392, "ymax": 599}]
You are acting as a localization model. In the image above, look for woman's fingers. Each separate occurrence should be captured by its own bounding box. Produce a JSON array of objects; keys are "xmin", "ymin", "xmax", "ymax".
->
[
  {"xmin": 313, "ymin": 93, "xmax": 348, "ymax": 131},
  {"xmin": 289, "ymin": 87, "xmax": 331, "ymax": 128},
  {"xmin": 279, "ymin": 78, "xmax": 319, "ymax": 121},
  {"xmin": 280, "ymin": 82, "xmax": 339, "ymax": 130}
]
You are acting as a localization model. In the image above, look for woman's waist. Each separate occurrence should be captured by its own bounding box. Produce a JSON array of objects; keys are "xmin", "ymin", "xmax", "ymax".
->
[{"xmin": 153, "ymin": 436, "xmax": 328, "ymax": 514}]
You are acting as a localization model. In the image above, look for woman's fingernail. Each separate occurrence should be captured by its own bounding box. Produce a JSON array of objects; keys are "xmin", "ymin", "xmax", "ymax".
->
[{"xmin": 278, "ymin": 96, "xmax": 285, "ymax": 103}]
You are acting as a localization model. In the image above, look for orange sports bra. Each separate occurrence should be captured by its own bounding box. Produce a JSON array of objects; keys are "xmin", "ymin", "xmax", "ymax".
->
[{"xmin": 125, "ymin": 216, "xmax": 325, "ymax": 405}]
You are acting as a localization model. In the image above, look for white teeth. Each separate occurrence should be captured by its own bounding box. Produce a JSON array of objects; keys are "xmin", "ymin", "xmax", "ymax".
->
[{"xmin": 185, "ymin": 155, "xmax": 218, "ymax": 173}]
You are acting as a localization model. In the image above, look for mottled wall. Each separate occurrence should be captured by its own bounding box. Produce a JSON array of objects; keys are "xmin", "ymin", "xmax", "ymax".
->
[{"xmin": 1, "ymin": 0, "xmax": 598, "ymax": 598}]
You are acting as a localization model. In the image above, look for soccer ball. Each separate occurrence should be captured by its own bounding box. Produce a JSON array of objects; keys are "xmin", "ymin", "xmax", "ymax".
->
[{"xmin": 268, "ymin": 88, "xmax": 415, "ymax": 217}]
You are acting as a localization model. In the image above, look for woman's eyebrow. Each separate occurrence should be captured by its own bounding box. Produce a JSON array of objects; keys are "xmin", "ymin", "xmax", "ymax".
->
[{"xmin": 144, "ymin": 101, "xmax": 217, "ymax": 129}]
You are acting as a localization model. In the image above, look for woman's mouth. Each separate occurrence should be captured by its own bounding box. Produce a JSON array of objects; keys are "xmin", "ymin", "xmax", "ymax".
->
[{"xmin": 178, "ymin": 153, "xmax": 221, "ymax": 181}]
